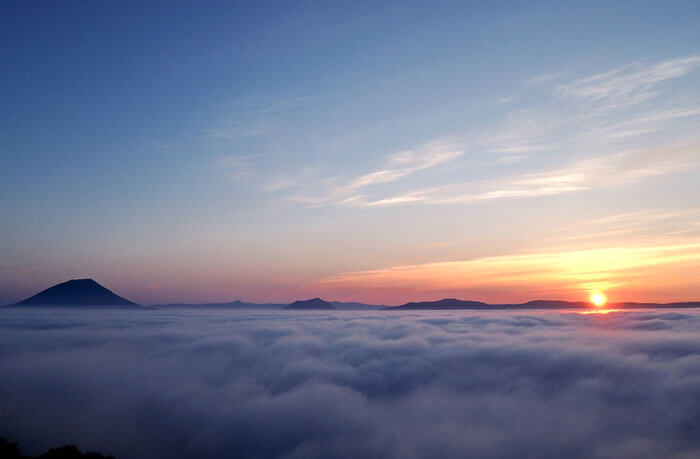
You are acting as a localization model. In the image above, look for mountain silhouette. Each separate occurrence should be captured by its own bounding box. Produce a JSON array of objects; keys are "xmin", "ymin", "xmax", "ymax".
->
[
  {"xmin": 330, "ymin": 301, "xmax": 385, "ymax": 310},
  {"xmin": 286, "ymin": 298, "xmax": 336, "ymax": 310},
  {"xmin": 154, "ymin": 300, "xmax": 284, "ymax": 309},
  {"xmin": 519, "ymin": 299, "xmax": 588, "ymax": 308},
  {"xmin": 391, "ymin": 298, "xmax": 491, "ymax": 310},
  {"xmin": 389, "ymin": 298, "xmax": 595, "ymax": 310},
  {"xmin": 611, "ymin": 301, "xmax": 700, "ymax": 308},
  {"xmin": 13, "ymin": 279, "xmax": 138, "ymax": 307}
]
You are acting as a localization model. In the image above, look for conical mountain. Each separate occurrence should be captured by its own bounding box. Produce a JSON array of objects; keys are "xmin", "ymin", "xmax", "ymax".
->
[{"xmin": 14, "ymin": 279, "xmax": 138, "ymax": 307}]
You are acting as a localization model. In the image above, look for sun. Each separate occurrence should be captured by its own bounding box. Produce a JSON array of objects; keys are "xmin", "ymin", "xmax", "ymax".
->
[{"xmin": 590, "ymin": 292, "xmax": 607, "ymax": 307}]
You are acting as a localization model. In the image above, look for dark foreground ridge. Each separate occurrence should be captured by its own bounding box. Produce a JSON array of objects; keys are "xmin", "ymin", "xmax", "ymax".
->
[
  {"xmin": 11, "ymin": 279, "xmax": 139, "ymax": 308},
  {"xmin": 286, "ymin": 298, "xmax": 336, "ymax": 310},
  {"xmin": 0, "ymin": 436, "xmax": 113, "ymax": 459}
]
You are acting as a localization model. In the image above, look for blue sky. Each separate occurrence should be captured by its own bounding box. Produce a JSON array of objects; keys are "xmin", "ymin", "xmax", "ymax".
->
[{"xmin": 2, "ymin": 1, "xmax": 700, "ymax": 304}]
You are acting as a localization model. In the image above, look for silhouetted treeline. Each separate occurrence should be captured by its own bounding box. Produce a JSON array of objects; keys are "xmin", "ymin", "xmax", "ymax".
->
[{"xmin": 0, "ymin": 437, "xmax": 114, "ymax": 459}]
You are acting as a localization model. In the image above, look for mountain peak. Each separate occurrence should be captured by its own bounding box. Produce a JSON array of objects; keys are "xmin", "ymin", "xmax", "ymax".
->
[
  {"xmin": 14, "ymin": 279, "xmax": 138, "ymax": 307},
  {"xmin": 66, "ymin": 278, "xmax": 100, "ymax": 286}
]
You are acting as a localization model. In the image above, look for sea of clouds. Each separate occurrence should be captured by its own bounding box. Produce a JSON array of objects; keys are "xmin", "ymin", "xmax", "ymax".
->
[{"xmin": 1, "ymin": 308, "xmax": 700, "ymax": 458}]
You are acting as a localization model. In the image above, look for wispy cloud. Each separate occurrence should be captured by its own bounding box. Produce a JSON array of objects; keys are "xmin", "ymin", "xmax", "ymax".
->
[
  {"xmin": 342, "ymin": 141, "xmax": 463, "ymax": 192},
  {"xmin": 207, "ymin": 123, "xmax": 274, "ymax": 140},
  {"xmin": 515, "ymin": 144, "xmax": 697, "ymax": 186},
  {"xmin": 527, "ymin": 70, "xmax": 567, "ymax": 85},
  {"xmin": 352, "ymin": 143, "xmax": 699, "ymax": 207},
  {"xmin": 587, "ymin": 209, "xmax": 700, "ymax": 227},
  {"xmin": 215, "ymin": 154, "xmax": 261, "ymax": 181},
  {"xmin": 288, "ymin": 140, "xmax": 464, "ymax": 205},
  {"xmin": 263, "ymin": 177, "xmax": 297, "ymax": 192},
  {"xmin": 582, "ymin": 107, "xmax": 700, "ymax": 142},
  {"xmin": 556, "ymin": 56, "xmax": 700, "ymax": 109},
  {"xmin": 547, "ymin": 208, "xmax": 700, "ymax": 246},
  {"xmin": 265, "ymin": 56, "xmax": 700, "ymax": 209}
]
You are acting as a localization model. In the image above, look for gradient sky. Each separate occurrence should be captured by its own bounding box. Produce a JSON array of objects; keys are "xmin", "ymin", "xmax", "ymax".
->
[{"xmin": 2, "ymin": 1, "xmax": 700, "ymax": 305}]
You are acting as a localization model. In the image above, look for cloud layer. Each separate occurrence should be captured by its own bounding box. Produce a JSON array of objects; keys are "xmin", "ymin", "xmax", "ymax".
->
[{"xmin": 2, "ymin": 309, "xmax": 700, "ymax": 459}]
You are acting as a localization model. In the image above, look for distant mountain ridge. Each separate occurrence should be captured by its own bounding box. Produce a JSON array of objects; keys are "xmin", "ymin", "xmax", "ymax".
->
[
  {"xmin": 12, "ymin": 279, "xmax": 138, "ymax": 307},
  {"xmin": 393, "ymin": 298, "xmax": 491, "ymax": 310},
  {"xmin": 521, "ymin": 299, "xmax": 588, "ymax": 308},
  {"xmin": 154, "ymin": 299, "xmax": 382, "ymax": 310},
  {"xmin": 330, "ymin": 301, "xmax": 385, "ymax": 310},
  {"xmin": 154, "ymin": 300, "xmax": 284, "ymax": 309},
  {"xmin": 6, "ymin": 279, "xmax": 700, "ymax": 310},
  {"xmin": 286, "ymin": 298, "xmax": 336, "ymax": 310},
  {"xmin": 387, "ymin": 298, "xmax": 700, "ymax": 310}
]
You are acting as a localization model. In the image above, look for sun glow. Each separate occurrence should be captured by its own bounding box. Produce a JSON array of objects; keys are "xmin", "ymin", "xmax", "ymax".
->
[
  {"xmin": 315, "ymin": 242, "xmax": 700, "ymax": 304},
  {"xmin": 590, "ymin": 292, "xmax": 607, "ymax": 307}
]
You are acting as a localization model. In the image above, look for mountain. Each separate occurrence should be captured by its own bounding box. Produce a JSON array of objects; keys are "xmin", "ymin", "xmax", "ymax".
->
[
  {"xmin": 330, "ymin": 301, "xmax": 385, "ymax": 310},
  {"xmin": 655, "ymin": 302, "xmax": 700, "ymax": 308},
  {"xmin": 389, "ymin": 298, "xmax": 590, "ymax": 310},
  {"xmin": 517, "ymin": 300, "xmax": 588, "ymax": 309},
  {"xmin": 286, "ymin": 298, "xmax": 336, "ymax": 310},
  {"xmin": 156, "ymin": 300, "xmax": 382, "ymax": 310},
  {"xmin": 12, "ymin": 279, "xmax": 138, "ymax": 307},
  {"xmin": 154, "ymin": 300, "xmax": 284, "ymax": 309},
  {"xmin": 611, "ymin": 301, "xmax": 700, "ymax": 309},
  {"xmin": 388, "ymin": 298, "xmax": 700, "ymax": 310},
  {"xmin": 154, "ymin": 300, "xmax": 383, "ymax": 310},
  {"xmin": 390, "ymin": 298, "xmax": 491, "ymax": 310}
]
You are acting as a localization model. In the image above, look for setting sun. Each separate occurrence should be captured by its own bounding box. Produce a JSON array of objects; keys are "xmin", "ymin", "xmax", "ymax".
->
[{"xmin": 590, "ymin": 292, "xmax": 607, "ymax": 307}]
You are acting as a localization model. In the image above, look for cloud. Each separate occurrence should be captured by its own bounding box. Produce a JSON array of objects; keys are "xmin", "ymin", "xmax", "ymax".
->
[
  {"xmin": 527, "ymin": 70, "xmax": 567, "ymax": 86},
  {"xmin": 278, "ymin": 56, "xmax": 699, "ymax": 209},
  {"xmin": 207, "ymin": 123, "xmax": 274, "ymax": 140},
  {"xmin": 2, "ymin": 309, "xmax": 700, "ymax": 458},
  {"xmin": 343, "ymin": 142, "xmax": 463, "ymax": 192},
  {"xmin": 215, "ymin": 154, "xmax": 262, "ymax": 181},
  {"xmin": 551, "ymin": 208, "xmax": 700, "ymax": 244},
  {"xmin": 288, "ymin": 140, "xmax": 464, "ymax": 205},
  {"xmin": 352, "ymin": 142, "xmax": 699, "ymax": 207},
  {"xmin": 510, "ymin": 143, "xmax": 698, "ymax": 188},
  {"xmin": 555, "ymin": 56, "xmax": 700, "ymax": 109}
]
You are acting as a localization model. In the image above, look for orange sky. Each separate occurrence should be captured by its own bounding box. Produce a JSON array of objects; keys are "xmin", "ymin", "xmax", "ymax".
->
[{"xmin": 311, "ymin": 241, "xmax": 700, "ymax": 305}]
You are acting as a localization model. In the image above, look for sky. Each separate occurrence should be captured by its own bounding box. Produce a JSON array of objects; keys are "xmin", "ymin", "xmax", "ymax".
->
[{"xmin": 2, "ymin": 1, "xmax": 700, "ymax": 305}]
